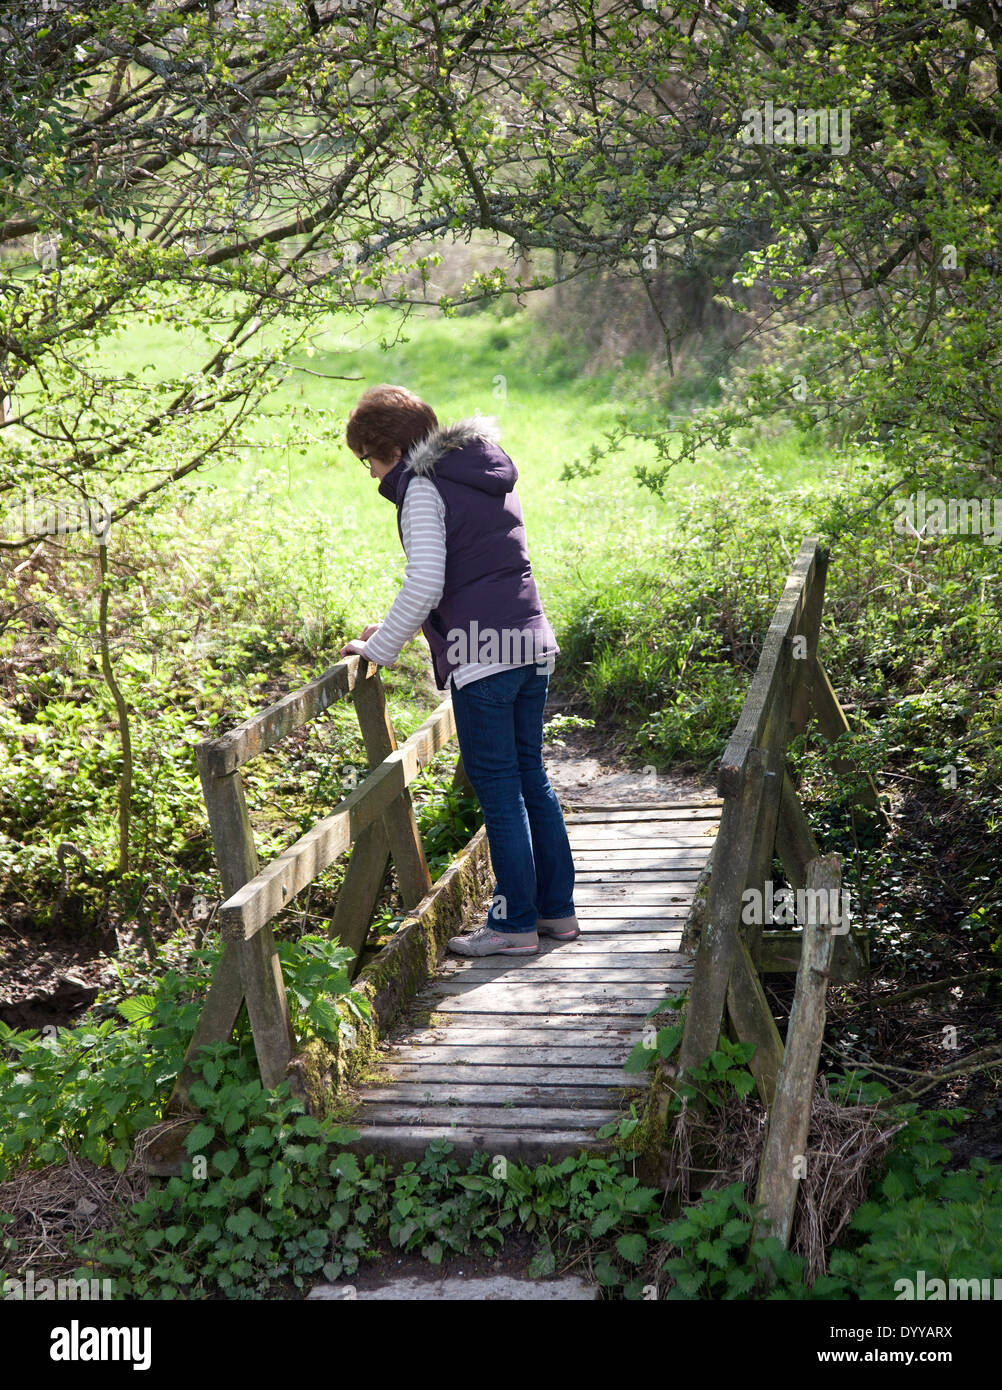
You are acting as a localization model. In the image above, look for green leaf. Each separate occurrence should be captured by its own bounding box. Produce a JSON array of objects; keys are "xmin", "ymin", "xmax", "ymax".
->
[
  {"xmin": 527, "ymin": 1247, "xmax": 556, "ymax": 1278},
  {"xmin": 117, "ymin": 995, "xmax": 157, "ymax": 1027},
  {"xmin": 615, "ymin": 1233, "xmax": 647, "ymax": 1265},
  {"xmin": 657, "ymin": 1024, "xmax": 684, "ymax": 1058},
  {"xmin": 728, "ymin": 1070, "xmax": 757, "ymax": 1098},
  {"xmin": 213, "ymin": 1148, "xmax": 240, "ymax": 1177},
  {"xmin": 184, "ymin": 1124, "xmax": 216, "ymax": 1153},
  {"xmin": 882, "ymin": 1169, "xmax": 905, "ymax": 1202},
  {"xmin": 594, "ymin": 1255, "xmax": 624, "ymax": 1286},
  {"xmin": 225, "ymin": 1209, "xmax": 256, "ymax": 1240},
  {"xmin": 624, "ymin": 1040, "xmax": 656, "ymax": 1073}
]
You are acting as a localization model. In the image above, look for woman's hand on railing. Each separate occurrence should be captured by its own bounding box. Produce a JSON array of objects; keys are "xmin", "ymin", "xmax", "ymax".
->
[{"xmin": 340, "ymin": 623, "xmax": 382, "ymax": 659}]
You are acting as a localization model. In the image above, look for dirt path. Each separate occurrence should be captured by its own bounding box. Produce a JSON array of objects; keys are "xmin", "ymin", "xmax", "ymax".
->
[{"xmin": 541, "ymin": 710, "xmax": 717, "ymax": 808}]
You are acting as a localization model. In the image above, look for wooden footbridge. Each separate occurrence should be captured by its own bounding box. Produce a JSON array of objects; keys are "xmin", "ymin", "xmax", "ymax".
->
[
  {"xmin": 348, "ymin": 798, "xmax": 720, "ymax": 1162},
  {"xmin": 146, "ymin": 537, "xmax": 879, "ymax": 1220}
]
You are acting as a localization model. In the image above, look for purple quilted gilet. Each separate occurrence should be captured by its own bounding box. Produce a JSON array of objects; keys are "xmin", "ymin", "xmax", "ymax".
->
[{"xmin": 377, "ymin": 418, "xmax": 559, "ymax": 690}]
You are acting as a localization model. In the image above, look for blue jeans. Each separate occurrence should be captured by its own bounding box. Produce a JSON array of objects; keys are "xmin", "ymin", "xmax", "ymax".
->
[{"xmin": 450, "ymin": 666, "xmax": 576, "ymax": 933}]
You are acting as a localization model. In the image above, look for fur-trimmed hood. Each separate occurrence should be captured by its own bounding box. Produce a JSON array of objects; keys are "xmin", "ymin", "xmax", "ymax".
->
[{"xmin": 402, "ymin": 415, "xmax": 515, "ymax": 495}]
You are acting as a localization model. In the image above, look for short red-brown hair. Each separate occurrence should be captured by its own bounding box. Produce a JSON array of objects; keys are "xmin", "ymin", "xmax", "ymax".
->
[{"xmin": 345, "ymin": 385, "xmax": 438, "ymax": 463}]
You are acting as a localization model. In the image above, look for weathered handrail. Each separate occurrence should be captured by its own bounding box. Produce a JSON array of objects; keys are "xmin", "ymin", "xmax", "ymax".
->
[
  {"xmin": 163, "ymin": 655, "xmax": 464, "ymax": 1109},
  {"xmin": 217, "ymin": 698, "xmax": 455, "ymax": 941},
  {"xmin": 673, "ymin": 535, "xmax": 881, "ymax": 1127},
  {"xmin": 201, "ymin": 661, "xmax": 362, "ymax": 776}
]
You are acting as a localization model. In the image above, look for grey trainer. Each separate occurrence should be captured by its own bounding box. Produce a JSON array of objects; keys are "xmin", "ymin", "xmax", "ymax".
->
[
  {"xmin": 448, "ymin": 926, "xmax": 539, "ymax": 956},
  {"xmin": 536, "ymin": 916, "xmax": 580, "ymax": 941}
]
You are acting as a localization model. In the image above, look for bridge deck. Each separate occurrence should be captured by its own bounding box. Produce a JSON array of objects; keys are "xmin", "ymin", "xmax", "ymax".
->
[{"xmin": 348, "ymin": 800, "xmax": 722, "ymax": 1163}]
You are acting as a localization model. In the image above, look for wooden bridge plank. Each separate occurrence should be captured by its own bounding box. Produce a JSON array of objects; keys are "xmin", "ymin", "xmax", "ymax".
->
[
  {"xmin": 381, "ymin": 1048, "xmax": 640, "ymax": 1067},
  {"xmin": 533, "ymin": 925, "xmax": 683, "ymax": 939},
  {"xmin": 380, "ymin": 1072, "xmax": 641, "ymax": 1090},
  {"xmin": 573, "ymin": 880, "xmax": 699, "ymax": 891},
  {"xmin": 566, "ymin": 837, "xmax": 718, "ymax": 851},
  {"xmin": 567, "ymin": 815, "xmax": 719, "ymax": 826},
  {"xmin": 564, "ymin": 800, "xmax": 722, "ymax": 813},
  {"xmin": 398, "ymin": 1022, "xmax": 643, "ymax": 1043},
  {"xmin": 435, "ymin": 969, "xmax": 686, "ymax": 986},
  {"xmin": 428, "ymin": 997, "xmax": 675, "ymax": 1017},
  {"xmin": 573, "ymin": 905, "xmax": 692, "ymax": 916},
  {"xmin": 572, "ymin": 881, "xmax": 697, "ymax": 891},
  {"xmin": 572, "ymin": 927, "xmax": 687, "ymax": 938},
  {"xmin": 566, "ymin": 823, "xmax": 719, "ymax": 835},
  {"xmin": 572, "ymin": 911, "xmax": 690, "ymax": 923},
  {"xmin": 569, "ymin": 848, "xmax": 715, "ymax": 860},
  {"xmin": 445, "ymin": 946, "xmax": 684, "ymax": 961},
  {"xmin": 402, "ymin": 1014, "xmax": 644, "ymax": 1032},
  {"xmin": 564, "ymin": 809, "xmax": 722, "ymax": 822},
  {"xmin": 447, "ymin": 942, "xmax": 685, "ymax": 959},
  {"xmin": 364, "ymin": 1073, "xmax": 636, "ymax": 1095},
  {"xmin": 536, "ymin": 945, "xmax": 683, "ymax": 956},
  {"xmin": 574, "ymin": 869, "xmax": 703, "ymax": 882},
  {"xmin": 569, "ymin": 920, "xmax": 687, "ymax": 933},
  {"xmin": 357, "ymin": 1104, "xmax": 621, "ymax": 1128},
  {"xmin": 360, "ymin": 1084, "xmax": 645, "ymax": 1105},
  {"xmin": 443, "ymin": 954, "xmax": 685, "ymax": 972},
  {"xmin": 444, "ymin": 951, "xmax": 682, "ymax": 970},
  {"xmin": 425, "ymin": 977, "xmax": 688, "ymax": 1000}
]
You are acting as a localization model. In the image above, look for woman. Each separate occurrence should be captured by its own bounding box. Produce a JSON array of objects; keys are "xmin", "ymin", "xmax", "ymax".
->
[{"xmin": 339, "ymin": 384, "xmax": 578, "ymax": 956}]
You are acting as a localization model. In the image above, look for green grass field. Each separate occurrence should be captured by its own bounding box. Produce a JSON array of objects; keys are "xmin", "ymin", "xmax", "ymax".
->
[{"xmin": 127, "ymin": 301, "xmax": 840, "ymax": 650}]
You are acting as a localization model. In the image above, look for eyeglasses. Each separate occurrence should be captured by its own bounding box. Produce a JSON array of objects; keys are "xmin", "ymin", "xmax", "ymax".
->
[{"xmin": 358, "ymin": 454, "xmax": 371, "ymax": 467}]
